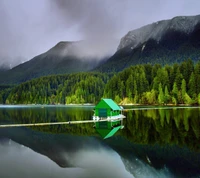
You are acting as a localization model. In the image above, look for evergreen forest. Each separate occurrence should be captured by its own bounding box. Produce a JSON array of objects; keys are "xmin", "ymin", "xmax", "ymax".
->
[{"xmin": 0, "ymin": 59, "xmax": 200, "ymax": 105}]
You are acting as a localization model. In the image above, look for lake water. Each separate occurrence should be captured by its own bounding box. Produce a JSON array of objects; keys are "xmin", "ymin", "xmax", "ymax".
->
[{"xmin": 0, "ymin": 105, "xmax": 200, "ymax": 178}]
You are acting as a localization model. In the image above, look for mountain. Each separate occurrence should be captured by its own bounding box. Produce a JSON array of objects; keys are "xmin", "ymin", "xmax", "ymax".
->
[
  {"xmin": 96, "ymin": 15, "xmax": 200, "ymax": 72},
  {"xmin": 0, "ymin": 63, "xmax": 10, "ymax": 71},
  {"xmin": 0, "ymin": 41, "xmax": 109, "ymax": 84},
  {"xmin": 1, "ymin": 15, "xmax": 200, "ymax": 84}
]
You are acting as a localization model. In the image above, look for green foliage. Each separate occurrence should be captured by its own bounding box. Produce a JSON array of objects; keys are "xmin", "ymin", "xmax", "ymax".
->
[
  {"xmin": 1, "ymin": 59, "xmax": 200, "ymax": 105},
  {"xmin": 164, "ymin": 86, "xmax": 170, "ymax": 104},
  {"xmin": 172, "ymin": 82, "xmax": 179, "ymax": 104},
  {"xmin": 184, "ymin": 93, "xmax": 193, "ymax": 105},
  {"xmin": 1, "ymin": 72, "xmax": 109, "ymax": 105},
  {"xmin": 188, "ymin": 72, "xmax": 196, "ymax": 98},
  {"xmin": 0, "ymin": 85, "xmax": 14, "ymax": 104},
  {"xmin": 103, "ymin": 59, "xmax": 200, "ymax": 105},
  {"xmin": 198, "ymin": 93, "xmax": 200, "ymax": 105},
  {"xmin": 158, "ymin": 83, "xmax": 164, "ymax": 104}
]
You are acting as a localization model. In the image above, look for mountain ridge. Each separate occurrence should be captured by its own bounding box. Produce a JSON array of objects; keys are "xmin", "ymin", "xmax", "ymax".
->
[
  {"xmin": 1, "ymin": 14, "xmax": 200, "ymax": 84},
  {"xmin": 0, "ymin": 40, "xmax": 109, "ymax": 84},
  {"xmin": 118, "ymin": 14, "xmax": 200, "ymax": 51},
  {"xmin": 96, "ymin": 14, "xmax": 200, "ymax": 72}
]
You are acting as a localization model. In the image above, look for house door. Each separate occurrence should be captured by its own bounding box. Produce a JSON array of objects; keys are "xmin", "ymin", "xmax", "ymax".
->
[{"xmin": 99, "ymin": 109, "xmax": 107, "ymax": 117}]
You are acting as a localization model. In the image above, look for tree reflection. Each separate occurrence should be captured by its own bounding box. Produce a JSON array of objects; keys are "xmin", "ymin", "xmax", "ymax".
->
[
  {"xmin": 0, "ymin": 106, "xmax": 200, "ymax": 151},
  {"xmin": 122, "ymin": 108, "xmax": 200, "ymax": 152},
  {"xmin": 0, "ymin": 106, "xmax": 97, "ymax": 136}
]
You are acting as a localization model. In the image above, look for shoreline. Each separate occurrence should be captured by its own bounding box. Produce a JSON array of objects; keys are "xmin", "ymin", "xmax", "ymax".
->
[{"xmin": 0, "ymin": 103, "xmax": 199, "ymax": 108}]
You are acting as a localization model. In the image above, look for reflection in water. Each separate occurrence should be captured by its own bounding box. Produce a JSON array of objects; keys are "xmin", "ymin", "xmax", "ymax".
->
[
  {"xmin": 0, "ymin": 105, "xmax": 93, "ymax": 123},
  {"xmin": 0, "ymin": 106, "xmax": 200, "ymax": 151},
  {"xmin": 0, "ymin": 139, "xmax": 175, "ymax": 178},
  {"xmin": 0, "ymin": 106, "xmax": 200, "ymax": 177},
  {"xmin": 122, "ymin": 107, "xmax": 200, "ymax": 152},
  {"xmin": 0, "ymin": 105, "xmax": 96, "ymax": 135},
  {"xmin": 0, "ymin": 140, "xmax": 82, "ymax": 178}
]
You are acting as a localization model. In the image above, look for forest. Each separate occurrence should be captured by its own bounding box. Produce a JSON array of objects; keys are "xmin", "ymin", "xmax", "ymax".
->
[{"xmin": 0, "ymin": 59, "xmax": 200, "ymax": 105}]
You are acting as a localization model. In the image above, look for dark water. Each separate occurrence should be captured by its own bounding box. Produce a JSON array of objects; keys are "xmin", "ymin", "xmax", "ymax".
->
[{"xmin": 0, "ymin": 105, "xmax": 200, "ymax": 178}]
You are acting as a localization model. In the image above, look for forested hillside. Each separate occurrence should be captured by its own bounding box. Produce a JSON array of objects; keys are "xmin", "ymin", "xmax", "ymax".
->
[
  {"xmin": 0, "ymin": 59, "xmax": 200, "ymax": 105},
  {"xmin": 104, "ymin": 59, "xmax": 200, "ymax": 105},
  {"xmin": 0, "ymin": 73, "xmax": 109, "ymax": 104}
]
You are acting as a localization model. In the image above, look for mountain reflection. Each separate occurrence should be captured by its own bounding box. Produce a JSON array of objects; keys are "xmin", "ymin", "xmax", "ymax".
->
[{"xmin": 0, "ymin": 139, "xmax": 133, "ymax": 178}]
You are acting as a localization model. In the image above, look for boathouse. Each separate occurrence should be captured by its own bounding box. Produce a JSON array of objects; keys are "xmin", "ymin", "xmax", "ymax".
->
[
  {"xmin": 93, "ymin": 99, "xmax": 125, "ymax": 139},
  {"xmin": 93, "ymin": 98, "xmax": 122, "ymax": 119}
]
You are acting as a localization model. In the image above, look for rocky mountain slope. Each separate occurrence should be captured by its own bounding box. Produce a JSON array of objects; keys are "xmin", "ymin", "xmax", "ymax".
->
[{"xmin": 96, "ymin": 15, "xmax": 200, "ymax": 72}]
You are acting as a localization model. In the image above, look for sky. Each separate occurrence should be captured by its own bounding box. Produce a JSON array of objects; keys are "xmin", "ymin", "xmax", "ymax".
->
[{"xmin": 0, "ymin": 0, "xmax": 200, "ymax": 68}]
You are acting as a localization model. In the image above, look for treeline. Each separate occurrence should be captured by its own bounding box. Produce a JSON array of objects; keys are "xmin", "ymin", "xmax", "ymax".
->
[
  {"xmin": 0, "ymin": 72, "xmax": 109, "ymax": 104},
  {"xmin": 0, "ymin": 59, "xmax": 200, "ymax": 105},
  {"xmin": 104, "ymin": 59, "xmax": 200, "ymax": 105}
]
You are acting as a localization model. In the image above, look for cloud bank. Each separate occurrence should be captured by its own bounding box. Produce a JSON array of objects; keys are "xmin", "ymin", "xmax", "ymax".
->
[{"xmin": 0, "ymin": 0, "xmax": 199, "ymax": 68}]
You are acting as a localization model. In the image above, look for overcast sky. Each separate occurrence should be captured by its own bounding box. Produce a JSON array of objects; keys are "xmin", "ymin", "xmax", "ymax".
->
[{"xmin": 0, "ymin": 0, "xmax": 200, "ymax": 67}]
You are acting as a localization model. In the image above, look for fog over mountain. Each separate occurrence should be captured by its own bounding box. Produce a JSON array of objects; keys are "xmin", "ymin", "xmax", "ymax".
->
[{"xmin": 0, "ymin": 0, "xmax": 200, "ymax": 69}]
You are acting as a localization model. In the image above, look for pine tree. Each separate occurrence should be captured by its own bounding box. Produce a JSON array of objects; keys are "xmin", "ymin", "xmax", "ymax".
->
[
  {"xmin": 158, "ymin": 83, "xmax": 164, "ymax": 104},
  {"xmin": 180, "ymin": 59, "xmax": 194, "ymax": 85},
  {"xmin": 198, "ymin": 93, "xmax": 200, "ymax": 105},
  {"xmin": 126, "ymin": 74, "xmax": 134, "ymax": 100},
  {"xmin": 133, "ymin": 80, "xmax": 138, "ymax": 103},
  {"xmin": 175, "ymin": 68, "xmax": 183, "ymax": 90},
  {"xmin": 181, "ymin": 79, "xmax": 186, "ymax": 104},
  {"xmin": 156, "ymin": 68, "xmax": 170, "ymax": 89},
  {"xmin": 172, "ymin": 82, "xmax": 178, "ymax": 104},
  {"xmin": 194, "ymin": 62, "xmax": 200, "ymax": 95},
  {"xmin": 164, "ymin": 85, "xmax": 170, "ymax": 104},
  {"xmin": 188, "ymin": 72, "xmax": 196, "ymax": 98}
]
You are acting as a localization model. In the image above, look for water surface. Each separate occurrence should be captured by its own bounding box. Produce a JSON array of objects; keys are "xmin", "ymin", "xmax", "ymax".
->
[{"xmin": 0, "ymin": 105, "xmax": 200, "ymax": 178}]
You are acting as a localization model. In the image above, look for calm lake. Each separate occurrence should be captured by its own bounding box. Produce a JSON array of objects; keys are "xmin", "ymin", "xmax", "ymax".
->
[{"xmin": 0, "ymin": 105, "xmax": 200, "ymax": 178}]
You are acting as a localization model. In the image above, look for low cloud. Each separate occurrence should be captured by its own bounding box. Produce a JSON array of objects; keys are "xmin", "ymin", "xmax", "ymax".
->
[{"xmin": 0, "ymin": 0, "xmax": 199, "ymax": 68}]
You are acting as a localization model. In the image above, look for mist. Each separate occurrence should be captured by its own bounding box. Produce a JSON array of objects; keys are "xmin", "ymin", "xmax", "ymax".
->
[{"xmin": 0, "ymin": 0, "xmax": 200, "ymax": 68}]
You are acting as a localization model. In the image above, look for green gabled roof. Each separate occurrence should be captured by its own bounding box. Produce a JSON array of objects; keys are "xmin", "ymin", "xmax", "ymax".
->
[
  {"xmin": 96, "ymin": 126, "xmax": 122, "ymax": 139},
  {"xmin": 101, "ymin": 99, "xmax": 121, "ymax": 110}
]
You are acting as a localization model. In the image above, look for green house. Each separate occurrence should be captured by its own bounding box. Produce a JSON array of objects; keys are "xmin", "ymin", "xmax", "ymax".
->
[
  {"xmin": 93, "ymin": 99, "xmax": 125, "ymax": 139},
  {"xmin": 93, "ymin": 99, "xmax": 122, "ymax": 119}
]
